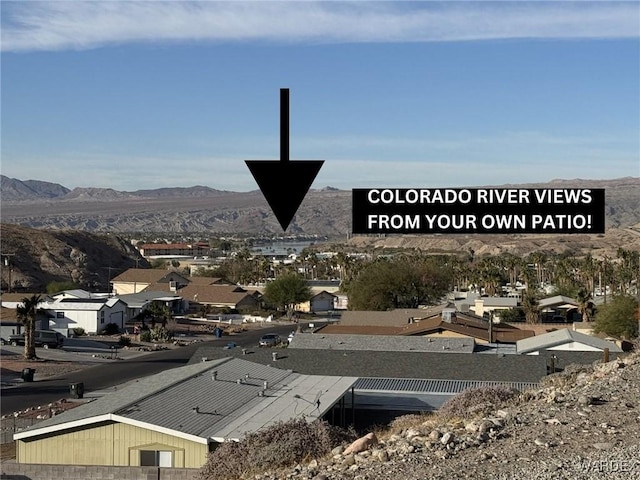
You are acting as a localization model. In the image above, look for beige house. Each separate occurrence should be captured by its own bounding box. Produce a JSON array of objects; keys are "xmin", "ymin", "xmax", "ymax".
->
[
  {"xmin": 14, "ymin": 357, "xmax": 357, "ymax": 468},
  {"xmin": 110, "ymin": 269, "xmax": 191, "ymax": 295}
]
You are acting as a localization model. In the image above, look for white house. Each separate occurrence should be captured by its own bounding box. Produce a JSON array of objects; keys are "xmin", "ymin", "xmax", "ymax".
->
[
  {"xmin": 43, "ymin": 297, "xmax": 128, "ymax": 335},
  {"xmin": 516, "ymin": 329, "xmax": 623, "ymax": 355},
  {"xmin": 295, "ymin": 290, "xmax": 337, "ymax": 313}
]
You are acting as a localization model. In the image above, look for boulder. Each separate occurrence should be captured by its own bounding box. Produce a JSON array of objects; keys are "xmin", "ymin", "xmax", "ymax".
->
[{"xmin": 343, "ymin": 432, "xmax": 378, "ymax": 455}]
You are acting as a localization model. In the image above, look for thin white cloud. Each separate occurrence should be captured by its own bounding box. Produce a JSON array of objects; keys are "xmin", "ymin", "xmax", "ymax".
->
[
  {"xmin": 2, "ymin": 1, "xmax": 638, "ymax": 52},
  {"xmin": 3, "ymin": 127, "xmax": 637, "ymax": 191}
]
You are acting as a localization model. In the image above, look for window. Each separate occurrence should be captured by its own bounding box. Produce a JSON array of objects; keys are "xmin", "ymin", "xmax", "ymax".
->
[
  {"xmin": 140, "ymin": 450, "xmax": 172, "ymax": 467},
  {"xmin": 56, "ymin": 312, "xmax": 65, "ymax": 318},
  {"xmin": 100, "ymin": 311, "xmax": 105, "ymax": 324}
]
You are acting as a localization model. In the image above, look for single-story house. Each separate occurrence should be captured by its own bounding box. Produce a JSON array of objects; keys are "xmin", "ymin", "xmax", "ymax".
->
[
  {"xmin": 538, "ymin": 295, "xmax": 582, "ymax": 323},
  {"xmin": 1, "ymin": 307, "xmax": 25, "ymax": 339},
  {"xmin": 115, "ymin": 291, "xmax": 184, "ymax": 319},
  {"xmin": 188, "ymin": 347, "xmax": 546, "ymax": 424},
  {"xmin": 14, "ymin": 357, "xmax": 358, "ymax": 468},
  {"xmin": 0, "ymin": 295, "xmax": 53, "ymax": 337},
  {"xmin": 516, "ymin": 329, "xmax": 623, "ymax": 355},
  {"xmin": 42, "ymin": 297, "xmax": 128, "ymax": 335},
  {"xmin": 320, "ymin": 306, "xmax": 534, "ymax": 344},
  {"xmin": 295, "ymin": 290, "xmax": 337, "ymax": 313},
  {"xmin": 179, "ymin": 284, "xmax": 261, "ymax": 312}
]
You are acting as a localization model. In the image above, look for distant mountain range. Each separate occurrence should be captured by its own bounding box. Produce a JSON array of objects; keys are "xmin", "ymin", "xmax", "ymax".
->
[
  {"xmin": 1, "ymin": 175, "xmax": 639, "ymax": 237},
  {"xmin": 0, "ymin": 175, "xmax": 232, "ymax": 202}
]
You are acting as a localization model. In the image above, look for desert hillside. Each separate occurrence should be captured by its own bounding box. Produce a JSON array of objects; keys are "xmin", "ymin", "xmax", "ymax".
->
[
  {"xmin": 0, "ymin": 224, "xmax": 148, "ymax": 292},
  {"xmin": 1, "ymin": 177, "xmax": 638, "ymax": 236}
]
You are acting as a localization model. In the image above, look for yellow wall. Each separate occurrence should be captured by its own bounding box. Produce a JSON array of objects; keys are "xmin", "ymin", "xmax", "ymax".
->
[
  {"xmin": 17, "ymin": 421, "xmax": 208, "ymax": 468},
  {"xmin": 111, "ymin": 282, "xmax": 149, "ymax": 295}
]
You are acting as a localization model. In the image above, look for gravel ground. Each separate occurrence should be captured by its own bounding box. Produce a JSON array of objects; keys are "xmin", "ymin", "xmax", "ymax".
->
[{"xmin": 252, "ymin": 350, "xmax": 640, "ymax": 480}]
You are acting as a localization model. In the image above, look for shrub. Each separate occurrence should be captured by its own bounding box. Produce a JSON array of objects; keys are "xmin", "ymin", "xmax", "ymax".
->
[
  {"xmin": 72, "ymin": 327, "xmax": 85, "ymax": 337},
  {"xmin": 438, "ymin": 386, "xmax": 519, "ymax": 421},
  {"xmin": 101, "ymin": 323, "xmax": 120, "ymax": 335},
  {"xmin": 118, "ymin": 335, "xmax": 131, "ymax": 347},
  {"xmin": 387, "ymin": 412, "xmax": 433, "ymax": 435},
  {"xmin": 197, "ymin": 419, "xmax": 356, "ymax": 480},
  {"xmin": 139, "ymin": 329, "xmax": 152, "ymax": 342},
  {"xmin": 150, "ymin": 326, "xmax": 172, "ymax": 342}
]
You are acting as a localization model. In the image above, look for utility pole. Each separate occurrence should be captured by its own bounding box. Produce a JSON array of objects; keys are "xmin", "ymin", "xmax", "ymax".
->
[
  {"xmin": 2, "ymin": 254, "xmax": 16, "ymax": 293},
  {"xmin": 488, "ymin": 311, "xmax": 494, "ymax": 345},
  {"xmin": 102, "ymin": 266, "xmax": 117, "ymax": 296}
]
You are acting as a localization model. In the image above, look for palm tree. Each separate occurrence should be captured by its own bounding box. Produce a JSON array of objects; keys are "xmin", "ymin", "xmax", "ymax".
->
[
  {"xmin": 16, "ymin": 294, "xmax": 42, "ymax": 360},
  {"xmin": 575, "ymin": 288, "xmax": 595, "ymax": 322},
  {"xmin": 521, "ymin": 291, "xmax": 541, "ymax": 325}
]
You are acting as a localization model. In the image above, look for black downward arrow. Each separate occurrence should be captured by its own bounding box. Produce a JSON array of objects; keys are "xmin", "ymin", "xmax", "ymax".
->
[{"xmin": 246, "ymin": 88, "xmax": 324, "ymax": 231}]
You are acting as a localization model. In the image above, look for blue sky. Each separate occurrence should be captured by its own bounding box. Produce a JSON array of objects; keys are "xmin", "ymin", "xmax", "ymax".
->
[{"xmin": 1, "ymin": 1, "xmax": 639, "ymax": 192}]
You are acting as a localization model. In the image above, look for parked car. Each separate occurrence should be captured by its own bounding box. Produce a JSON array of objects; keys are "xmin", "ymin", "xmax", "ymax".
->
[
  {"xmin": 258, "ymin": 333, "xmax": 281, "ymax": 347},
  {"xmin": 8, "ymin": 330, "xmax": 65, "ymax": 349}
]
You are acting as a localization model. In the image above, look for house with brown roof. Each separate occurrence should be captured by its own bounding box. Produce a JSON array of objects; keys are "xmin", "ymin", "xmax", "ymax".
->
[
  {"xmin": 111, "ymin": 269, "xmax": 191, "ymax": 295},
  {"xmin": 319, "ymin": 306, "xmax": 534, "ymax": 344},
  {"xmin": 337, "ymin": 306, "xmax": 447, "ymax": 328},
  {"xmin": 178, "ymin": 284, "xmax": 261, "ymax": 312},
  {"xmin": 395, "ymin": 310, "xmax": 535, "ymax": 344}
]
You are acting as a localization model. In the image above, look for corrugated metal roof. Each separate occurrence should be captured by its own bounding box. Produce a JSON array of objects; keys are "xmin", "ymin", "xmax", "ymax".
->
[
  {"xmin": 17, "ymin": 359, "xmax": 233, "ymax": 433},
  {"xmin": 354, "ymin": 377, "xmax": 538, "ymax": 394},
  {"xmin": 210, "ymin": 375, "xmax": 358, "ymax": 441},
  {"xmin": 16, "ymin": 357, "xmax": 358, "ymax": 443},
  {"xmin": 120, "ymin": 358, "xmax": 295, "ymax": 438}
]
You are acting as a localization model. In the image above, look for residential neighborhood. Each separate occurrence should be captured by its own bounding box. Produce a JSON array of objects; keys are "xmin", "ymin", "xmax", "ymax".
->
[{"xmin": 1, "ymin": 240, "xmax": 637, "ymax": 478}]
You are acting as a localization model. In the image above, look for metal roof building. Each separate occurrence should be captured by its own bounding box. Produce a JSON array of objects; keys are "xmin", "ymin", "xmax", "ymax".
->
[{"xmin": 13, "ymin": 358, "xmax": 358, "ymax": 467}]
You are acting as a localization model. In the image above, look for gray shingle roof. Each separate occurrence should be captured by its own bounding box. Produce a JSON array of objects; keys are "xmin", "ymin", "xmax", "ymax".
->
[
  {"xmin": 289, "ymin": 333, "xmax": 474, "ymax": 353},
  {"xmin": 188, "ymin": 347, "xmax": 548, "ymax": 383}
]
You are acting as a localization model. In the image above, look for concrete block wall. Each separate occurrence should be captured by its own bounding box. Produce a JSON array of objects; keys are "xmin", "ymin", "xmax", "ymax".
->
[{"xmin": 0, "ymin": 462, "xmax": 200, "ymax": 480}]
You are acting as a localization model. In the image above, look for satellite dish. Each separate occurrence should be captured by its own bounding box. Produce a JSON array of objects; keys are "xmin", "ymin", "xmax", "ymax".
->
[{"xmin": 313, "ymin": 391, "xmax": 322, "ymax": 409}]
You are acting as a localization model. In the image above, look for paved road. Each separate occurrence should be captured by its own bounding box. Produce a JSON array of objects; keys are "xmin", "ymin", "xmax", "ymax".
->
[{"xmin": 0, "ymin": 323, "xmax": 299, "ymax": 415}]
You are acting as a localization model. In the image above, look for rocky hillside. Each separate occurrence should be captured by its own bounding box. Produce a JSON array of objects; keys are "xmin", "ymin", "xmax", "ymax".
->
[
  {"xmin": 0, "ymin": 224, "xmax": 148, "ymax": 292},
  {"xmin": 256, "ymin": 349, "xmax": 640, "ymax": 480},
  {"xmin": 1, "ymin": 177, "xmax": 638, "ymax": 237},
  {"xmin": 347, "ymin": 228, "xmax": 640, "ymax": 259}
]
